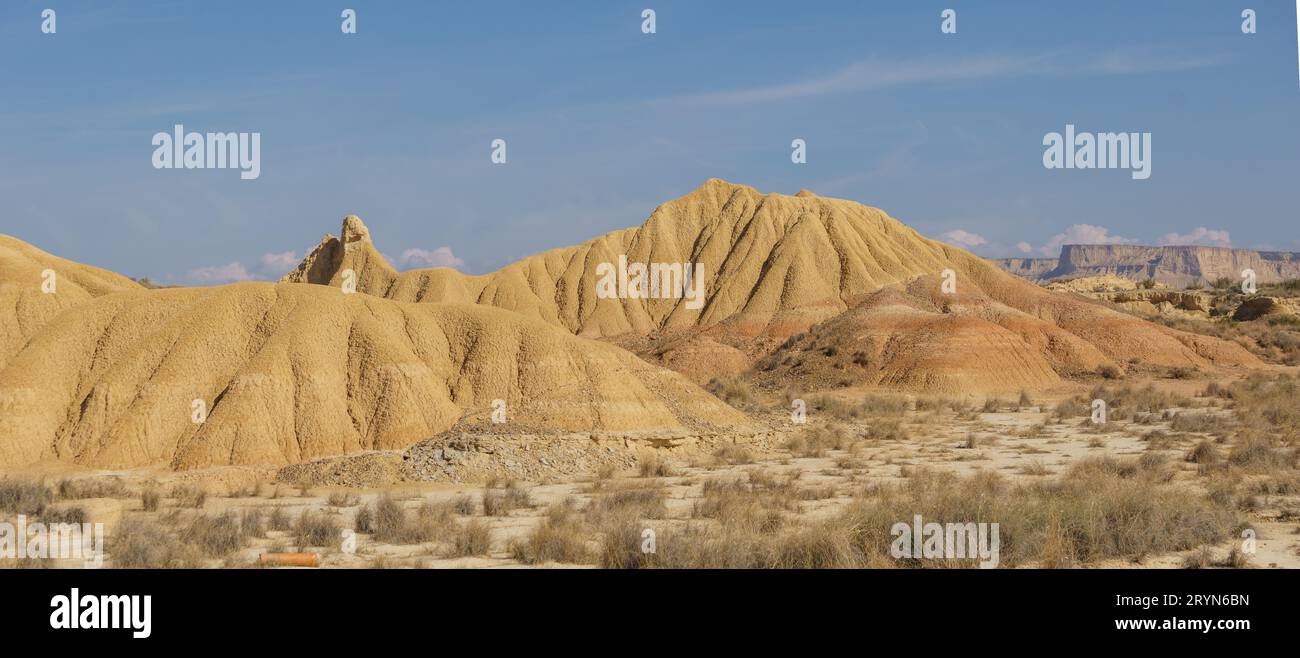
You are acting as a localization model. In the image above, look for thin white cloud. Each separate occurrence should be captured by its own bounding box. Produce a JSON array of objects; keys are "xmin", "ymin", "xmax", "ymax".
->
[
  {"xmin": 260, "ymin": 252, "xmax": 297, "ymax": 273},
  {"xmin": 1082, "ymin": 48, "xmax": 1223, "ymax": 75},
  {"xmin": 1016, "ymin": 241, "xmax": 1034, "ymax": 254},
  {"xmin": 939, "ymin": 229, "xmax": 988, "ymax": 248},
  {"xmin": 1157, "ymin": 227, "xmax": 1231, "ymax": 248},
  {"xmin": 260, "ymin": 251, "xmax": 298, "ymax": 273},
  {"xmin": 398, "ymin": 246, "xmax": 464, "ymax": 270},
  {"xmin": 662, "ymin": 47, "xmax": 1223, "ymax": 108},
  {"xmin": 668, "ymin": 55, "xmax": 1052, "ymax": 107},
  {"xmin": 186, "ymin": 262, "xmax": 253, "ymax": 284}
]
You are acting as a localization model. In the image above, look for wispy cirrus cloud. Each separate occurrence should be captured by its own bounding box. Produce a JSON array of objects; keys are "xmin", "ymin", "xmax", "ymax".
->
[{"xmin": 662, "ymin": 47, "xmax": 1224, "ymax": 107}]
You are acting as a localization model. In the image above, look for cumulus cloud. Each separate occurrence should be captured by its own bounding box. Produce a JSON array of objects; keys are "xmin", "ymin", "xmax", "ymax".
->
[
  {"xmin": 1039, "ymin": 224, "xmax": 1135, "ymax": 256},
  {"xmin": 939, "ymin": 229, "xmax": 988, "ymax": 249},
  {"xmin": 398, "ymin": 246, "xmax": 464, "ymax": 270},
  {"xmin": 186, "ymin": 262, "xmax": 253, "ymax": 284},
  {"xmin": 1016, "ymin": 241, "xmax": 1034, "ymax": 254},
  {"xmin": 1157, "ymin": 227, "xmax": 1231, "ymax": 248},
  {"xmin": 260, "ymin": 251, "xmax": 298, "ymax": 273}
]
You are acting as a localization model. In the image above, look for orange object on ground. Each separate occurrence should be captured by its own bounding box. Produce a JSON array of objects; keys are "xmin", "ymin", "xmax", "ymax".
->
[{"xmin": 259, "ymin": 552, "xmax": 320, "ymax": 568}]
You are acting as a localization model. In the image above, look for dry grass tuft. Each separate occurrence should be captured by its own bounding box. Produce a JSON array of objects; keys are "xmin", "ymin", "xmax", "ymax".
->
[
  {"xmin": 0, "ymin": 479, "xmax": 52, "ymax": 516},
  {"xmin": 326, "ymin": 492, "xmax": 360, "ymax": 507},
  {"xmin": 637, "ymin": 452, "xmax": 676, "ymax": 478},
  {"xmin": 712, "ymin": 444, "xmax": 754, "ymax": 465},
  {"xmin": 482, "ymin": 482, "xmax": 533, "ymax": 516},
  {"xmin": 510, "ymin": 502, "xmax": 592, "ymax": 565},
  {"xmin": 110, "ymin": 517, "xmax": 203, "ymax": 568},
  {"xmin": 785, "ymin": 425, "xmax": 853, "ymax": 458},
  {"xmin": 57, "ymin": 478, "xmax": 128, "ymax": 500},
  {"xmin": 294, "ymin": 510, "xmax": 342, "ymax": 548},
  {"xmin": 448, "ymin": 520, "xmax": 492, "ymax": 557},
  {"xmin": 170, "ymin": 484, "xmax": 207, "ymax": 509}
]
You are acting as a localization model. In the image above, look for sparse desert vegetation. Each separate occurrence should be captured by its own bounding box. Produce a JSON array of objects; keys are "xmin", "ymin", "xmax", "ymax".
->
[{"xmin": 5, "ymin": 372, "xmax": 1297, "ymax": 570}]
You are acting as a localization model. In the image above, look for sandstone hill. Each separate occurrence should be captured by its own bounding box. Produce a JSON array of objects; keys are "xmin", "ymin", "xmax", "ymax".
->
[
  {"xmin": 285, "ymin": 180, "xmax": 1260, "ymax": 392},
  {"xmin": 991, "ymin": 245, "xmax": 1300, "ymax": 288},
  {"xmin": 0, "ymin": 235, "xmax": 142, "ymax": 369},
  {"xmin": 753, "ymin": 272, "xmax": 1258, "ymax": 394},
  {"xmin": 0, "ymin": 282, "xmax": 746, "ymax": 470},
  {"xmin": 283, "ymin": 179, "xmax": 970, "ymax": 339},
  {"xmin": 0, "ymin": 181, "xmax": 1270, "ymax": 469}
]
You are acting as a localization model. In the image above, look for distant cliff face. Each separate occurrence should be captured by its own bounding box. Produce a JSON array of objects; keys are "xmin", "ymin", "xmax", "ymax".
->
[
  {"xmin": 987, "ymin": 257, "xmax": 1058, "ymax": 280},
  {"xmin": 990, "ymin": 245, "xmax": 1300, "ymax": 287}
]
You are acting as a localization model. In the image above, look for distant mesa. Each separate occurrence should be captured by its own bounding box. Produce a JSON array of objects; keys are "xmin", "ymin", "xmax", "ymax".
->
[{"xmin": 990, "ymin": 244, "xmax": 1300, "ymax": 288}]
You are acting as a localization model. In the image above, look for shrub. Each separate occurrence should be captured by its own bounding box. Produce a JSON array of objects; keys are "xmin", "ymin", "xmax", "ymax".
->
[
  {"xmin": 859, "ymin": 395, "xmax": 908, "ymax": 416},
  {"xmin": 482, "ymin": 482, "xmax": 533, "ymax": 516},
  {"xmin": 586, "ymin": 486, "xmax": 666, "ymax": 527},
  {"xmin": 57, "ymin": 478, "xmax": 128, "ymax": 499},
  {"xmin": 361, "ymin": 495, "xmax": 456, "ymax": 543},
  {"xmin": 141, "ymin": 488, "xmax": 160, "ymax": 512},
  {"xmin": 863, "ymin": 419, "xmax": 908, "ymax": 442},
  {"xmin": 40, "ymin": 506, "xmax": 87, "ymax": 525},
  {"xmin": 706, "ymin": 376, "xmax": 758, "ymax": 410},
  {"xmin": 1227, "ymin": 435, "xmax": 1294, "ymax": 470},
  {"xmin": 179, "ymin": 512, "xmax": 247, "ymax": 557},
  {"xmin": 1170, "ymin": 412, "xmax": 1233, "ymax": 434},
  {"xmin": 170, "ymin": 485, "xmax": 207, "ymax": 509},
  {"xmin": 785, "ymin": 425, "xmax": 852, "ymax": 458},
  {"xmin": 268, "ymin": 506, "xmax": 291, "ymax": 532},
  {"xmin": 510, "ymin": 506, "xmax": 591, "ymax": 565},
  {"xmin": 452, "ymin": 495, "xmax": 476, "ymax": 515},
  {"xmin": 240, "ymin": 509, "xmax": 265, "ymax": 538},
  {"xmin": 713, "ymin": 444, "xmax": 754, "ymax": 465},
  {"xmin": 0, "ymin": 479, "xmax": 52, "ymax": 515},
  {"xmin": 352, "ymin": 504, "xmax": 373, "ymax": 533},
  {"xmin": 294, "ymin": 510, "xmax": 341, "ymax": 548},
  {"xmin": 326, "ymin": 492, "xmax": 360, "ymax": 507},
  {"xmin": 1186, "ymin": 440, "xmax": 1219, "ymax": 465},
  {"xmin": 637, "ymin": 453, "xmax": 676, "ymax": 478},
  {"xmin": 448, "ymin": 520, "xmax": 492, "ymax": 557},
  {"xmin": 110, "ymin": 518, "xmax": 202, "ymax": 568}
]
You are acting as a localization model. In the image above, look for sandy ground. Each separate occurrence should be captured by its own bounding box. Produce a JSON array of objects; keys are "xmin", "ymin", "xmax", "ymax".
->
[{"xmin": 6, "ymin": 374, "xmax": 1299, "ymax": 570}]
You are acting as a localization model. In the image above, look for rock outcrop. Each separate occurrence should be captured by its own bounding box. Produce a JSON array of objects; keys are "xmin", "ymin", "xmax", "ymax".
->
[{"xmin": 991, "ymin": 245, "xmax": 1300, "ymax": 288}]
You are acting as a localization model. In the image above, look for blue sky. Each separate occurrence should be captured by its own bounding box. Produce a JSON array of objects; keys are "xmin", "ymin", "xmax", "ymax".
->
[{"xmin": 1, "ymin": 0, "xmax": 1298, "ymax": 282}]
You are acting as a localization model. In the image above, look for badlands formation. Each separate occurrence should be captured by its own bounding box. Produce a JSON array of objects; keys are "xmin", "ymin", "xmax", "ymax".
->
[
  {"xmin": 0, "ymin": 235, "xmax": 142, "ymax": 368},
  {"xmin": 0, "ymin": 180, "xmax": 1262, "ymax": 472},
  {"xmin": 285, "ymin": 179, "xmax": 1258, "ymax": 389}
]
